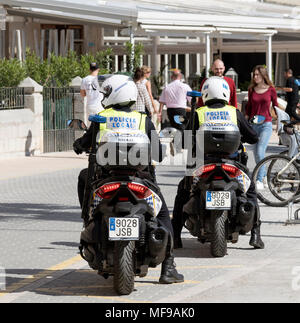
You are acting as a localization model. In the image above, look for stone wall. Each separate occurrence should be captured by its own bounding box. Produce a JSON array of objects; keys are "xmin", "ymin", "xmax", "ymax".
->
[
  {"xmin": 0, "ymin": 76, "xmax": 85, "ymax": 159},
  {"xmin": 0, "ymin": 77, "xmax": 43, "ymax": 159}
]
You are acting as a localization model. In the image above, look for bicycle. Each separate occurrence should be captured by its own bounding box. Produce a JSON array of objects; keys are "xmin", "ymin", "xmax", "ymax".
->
[{"xmin": 252, "ymin": 118, "xmax": 300, "ymax": 207}]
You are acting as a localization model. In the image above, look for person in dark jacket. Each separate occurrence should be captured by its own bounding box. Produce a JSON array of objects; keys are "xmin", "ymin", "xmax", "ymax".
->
[
  {"xmin": 276, "ymin": 68, "xmax": 300, "ymax": 121},
  {"xmin": 172, "ymin": 76, "xmax": 264, "ymax": 250}
]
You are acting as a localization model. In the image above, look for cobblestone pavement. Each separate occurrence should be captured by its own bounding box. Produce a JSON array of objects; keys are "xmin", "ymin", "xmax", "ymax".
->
[{"xmin": 0, "ymin": 146, "xmax": 300, "ymax": 303}]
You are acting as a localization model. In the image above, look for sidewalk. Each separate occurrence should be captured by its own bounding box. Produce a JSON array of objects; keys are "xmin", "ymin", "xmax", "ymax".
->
[
  {"xmin": 0, "ymin": 128, "xmax": 282, "ymax": 181},
  {"xmin": 0, "ymin": 151, "xmax": 87, "ymax": 181}
]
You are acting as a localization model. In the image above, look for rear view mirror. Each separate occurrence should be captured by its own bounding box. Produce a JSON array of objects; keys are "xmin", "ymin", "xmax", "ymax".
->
[
  {"xmin": 88, "ymin": 114, "xmax": 107, "ymax": 123},
  {"xmin": 67, "ymin": 119, "xmax": 87, "ymax": 131}
]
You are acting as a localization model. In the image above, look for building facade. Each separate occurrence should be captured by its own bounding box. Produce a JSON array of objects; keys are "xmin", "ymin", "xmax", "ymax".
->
[{"xmin": 1, "ymin": 0, "xmax": 300, "ymax": 87}]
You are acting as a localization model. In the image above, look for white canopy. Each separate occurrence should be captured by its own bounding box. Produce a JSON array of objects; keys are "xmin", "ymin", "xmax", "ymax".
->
[
  {"xmin": 2, "ymin": 0, "xmax": 300, "ymax": 79},
  {"xmin": 1, "ymin": 0, "xmax": 300, "ymax": 33}
]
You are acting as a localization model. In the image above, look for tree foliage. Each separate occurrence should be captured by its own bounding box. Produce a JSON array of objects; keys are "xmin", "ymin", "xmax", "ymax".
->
[
  {"xmin": 125, "ymin": 41, "xmax": 144, "ymax": 74},
  {"xmin": 0, "ymin": 58, "xmax": 26, "ymax": 87},
  {"xmin": 0, "ymin": 48, "xmax": 114, "ymax": 87}
]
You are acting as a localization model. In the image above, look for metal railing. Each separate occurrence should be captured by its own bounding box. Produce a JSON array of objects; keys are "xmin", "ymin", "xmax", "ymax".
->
[
  {"xmin": 0, "ymin": 87, "xmax": 25, "ymax": 110},
  {"xmin": 43, "ymin": 87, "xmax": 75, "ymax": 153}
]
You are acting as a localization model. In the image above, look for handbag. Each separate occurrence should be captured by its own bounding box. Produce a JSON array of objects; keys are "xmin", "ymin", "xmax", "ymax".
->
[{"xmin": 250, "ymin": 115, "xmax": 266, "ymax": 125}]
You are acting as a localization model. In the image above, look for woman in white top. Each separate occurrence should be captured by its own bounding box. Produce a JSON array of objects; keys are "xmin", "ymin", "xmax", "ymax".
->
[
  {"xmin": 141, "ymin": 66, "xmax": 158, "ymax": 114},
  {"xmin": 131, "ymin": 67, "xmax": 153, "ymax": 117},
  {"xmin": 141, "ymin": 66, "xmax": 160, "ymax": 129}
]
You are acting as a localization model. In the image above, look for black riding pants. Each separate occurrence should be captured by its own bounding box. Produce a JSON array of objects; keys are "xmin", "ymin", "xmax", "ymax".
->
[
  {"xmin": 167, "ymin": 108, "xmax": 186, "ymax": 151},
  {"xmin": 167, "ymin": 108, "xmax": 186, "ymax": 131}
]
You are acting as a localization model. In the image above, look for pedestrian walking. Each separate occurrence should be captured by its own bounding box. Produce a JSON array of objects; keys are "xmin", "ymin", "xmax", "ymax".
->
[
  {"xmin": 198, "ymin": 58, "xmax": 238, "ymax": 108},
  {"xmin": 141, "ymin": 66, "xmax": 158, "ymax": 114},
  {"xmin": 131, "ymin": 67, "xmax": 153, "ymax": 118},
  {"xmin": 276, "ymin": 68, "xmax": 300, "ymax": 121},
  {"xmin": 141, "ymin": 65, "xmax": 160, "ymax": 130},
  {"xmin": 245, "ymin": 65, "xmax": 278, "ymax": 190},
  {"xmin": 80, "ymin": 62, "xmax": 104, "ymax": 123},
  {"xmin": 158, "ymin": 69, "xmax": 192, "ymax": 133}
]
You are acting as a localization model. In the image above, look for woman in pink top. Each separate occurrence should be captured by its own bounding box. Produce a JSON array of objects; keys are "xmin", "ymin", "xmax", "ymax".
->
[{"xmin": 245, "ymin": 65, "xmax": 278, "ymax": 189}]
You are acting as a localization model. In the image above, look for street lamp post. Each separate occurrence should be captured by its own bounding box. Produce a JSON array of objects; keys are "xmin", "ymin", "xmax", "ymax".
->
[
  {"xmin": 267, "ymin": 34, "xmax": 273, "ymax": 82},
  {"xmin": 205, "ymin": 33, "xmax": 210, "ymax": 78},
  {"xmin": 129, "ymin": 25, "xmax": 135, "ymax": 74}
]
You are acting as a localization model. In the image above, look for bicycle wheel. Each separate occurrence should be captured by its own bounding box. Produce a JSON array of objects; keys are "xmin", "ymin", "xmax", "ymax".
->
[{"xmin": 252, "ymin": 154, "xmax": 300, "ymax": 207}]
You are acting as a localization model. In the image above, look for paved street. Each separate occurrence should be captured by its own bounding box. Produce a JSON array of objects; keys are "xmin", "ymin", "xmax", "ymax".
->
[{"xmin": 0, "ymin": 142, "xmax": 300, "ymax": 303}]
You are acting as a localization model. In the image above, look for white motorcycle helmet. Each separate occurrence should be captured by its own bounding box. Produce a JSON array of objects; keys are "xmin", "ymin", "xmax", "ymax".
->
[
  {"xmin": 202, "ymin": 76, "xmax": 230, "ymax": 105},
  {"xmin": 100, "ymin": 74, "xmax": 137, "ymax": 108}
]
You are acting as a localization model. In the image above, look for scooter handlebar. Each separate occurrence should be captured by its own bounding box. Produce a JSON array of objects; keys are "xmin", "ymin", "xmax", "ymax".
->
[{"xmin": 187, "ymin": 91, "xmax": 202, "ymax": 98}]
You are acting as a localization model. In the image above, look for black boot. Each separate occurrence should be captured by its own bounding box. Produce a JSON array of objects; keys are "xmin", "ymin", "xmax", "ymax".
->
[
  {"xmin": 159, "ymin": 236, "xmax": 184, "ymax": 284},
  {"xmin": 159, "ymin": 255, "xmax": 184, "ymax": 284},
  {"xmin": 249, "ymin": 222, "xmax": 265, "ymax": 249}
]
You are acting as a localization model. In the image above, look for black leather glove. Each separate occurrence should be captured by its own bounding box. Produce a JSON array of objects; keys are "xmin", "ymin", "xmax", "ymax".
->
[{"xmin": 73, "ymin": 139, "xmax": 84, "ymax": 155}]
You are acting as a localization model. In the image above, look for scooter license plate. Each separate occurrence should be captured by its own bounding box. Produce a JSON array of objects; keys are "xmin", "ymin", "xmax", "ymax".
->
[
  {"xmin": 206, "ymin": 191, "xmax": 231, "ymax": 210},
  {"xmin": 108, "ymin": 217, "xmax": 139, "ymax": 241}
]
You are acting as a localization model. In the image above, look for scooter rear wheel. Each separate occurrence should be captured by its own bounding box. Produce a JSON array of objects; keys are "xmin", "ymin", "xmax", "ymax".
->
[
  {"xmin": 210, "ymin": 211, "xmax": 228, "ymax": 257},
  {"xmin": 113, "ymin": 241, "xmax": 135, "ymax": 295}
]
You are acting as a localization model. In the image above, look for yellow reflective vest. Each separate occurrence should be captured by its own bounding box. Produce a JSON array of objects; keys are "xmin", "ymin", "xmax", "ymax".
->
[
  {"xmin": 97, "ymin": 108, "xmax": 147, "ymax": 143},
  {"xmin": 196, "ymin": 105, "xmax": 238, "ymax": 126}
]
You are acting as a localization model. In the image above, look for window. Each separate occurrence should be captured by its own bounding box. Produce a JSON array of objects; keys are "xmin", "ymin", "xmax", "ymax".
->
[{"xmin": 41, "ymin": 24, "xmax": 83, "ymax": 58}]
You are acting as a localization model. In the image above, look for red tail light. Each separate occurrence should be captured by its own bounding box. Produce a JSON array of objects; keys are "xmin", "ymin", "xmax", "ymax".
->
[
  {"xmin": 95, "ymin": 182, "xmax": 152, "ymax": 200},
  {"xmin": 128, "ymin": 182, "xmax": 151, "ymax": 199},
  {"xmin": 203, "ymin": 164, "xmax": 216, "ymax": 173},
  {"xmin": 198, "ymin": 164, "xmax": 216, "ymax": 178},
  {"xmin": 221, "ymin": 164, "xmax": 241, "ymax": 178},
  {"xmin": 96, "ymin": 183, "xmax": 121, "ymax": 199}
]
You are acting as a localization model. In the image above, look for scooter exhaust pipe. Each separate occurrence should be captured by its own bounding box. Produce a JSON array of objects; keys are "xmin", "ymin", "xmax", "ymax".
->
[
  {"xmin": 148, "ymin": 227, "xmax": 169, "ymax": 261},
  {"xmin": 238, "ymin": 201, "xmax": 255, "ymax": 226}
]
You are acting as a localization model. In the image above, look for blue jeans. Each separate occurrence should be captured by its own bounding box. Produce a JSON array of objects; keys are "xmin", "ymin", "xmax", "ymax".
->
[{"xmin": 251, "ymin": 122, "xmax": 273, "ymax": 182}]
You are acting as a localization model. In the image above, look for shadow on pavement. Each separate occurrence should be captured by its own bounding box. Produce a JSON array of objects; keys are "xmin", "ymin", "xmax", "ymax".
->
[
  {"xmin": 0, "ymin": 203, "xmax": 81, "ymax": 223},
  {"xmin": 39, "ymin": 241, "xmax": 80, "ymax": 251},
  {"xmin": 51, "ymin": 241, "xmax": 80, "ymax": 247},
  {"xmin": 1, "ymin": 268, "xmax": 124, "ymax": 299},
  {"xmin": 35, "ymin": 269, "xmax": 121, "ymax": 298},
  {"xmin": 1, "ymin": 267, "xmax": 160, "ymax": 300},
  {"xmin": 174, "ymin": 236, "xmax": 215, "ymax": 259}
]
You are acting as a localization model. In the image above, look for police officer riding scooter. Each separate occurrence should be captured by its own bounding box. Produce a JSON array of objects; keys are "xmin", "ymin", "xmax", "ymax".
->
[
  {"xmin": 172, "ymin": 76, "xmax": 265, "ymax": 251},
  {"xmin": 73, "ymin": 74, "xmax": 184, "ymax": 286}
]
